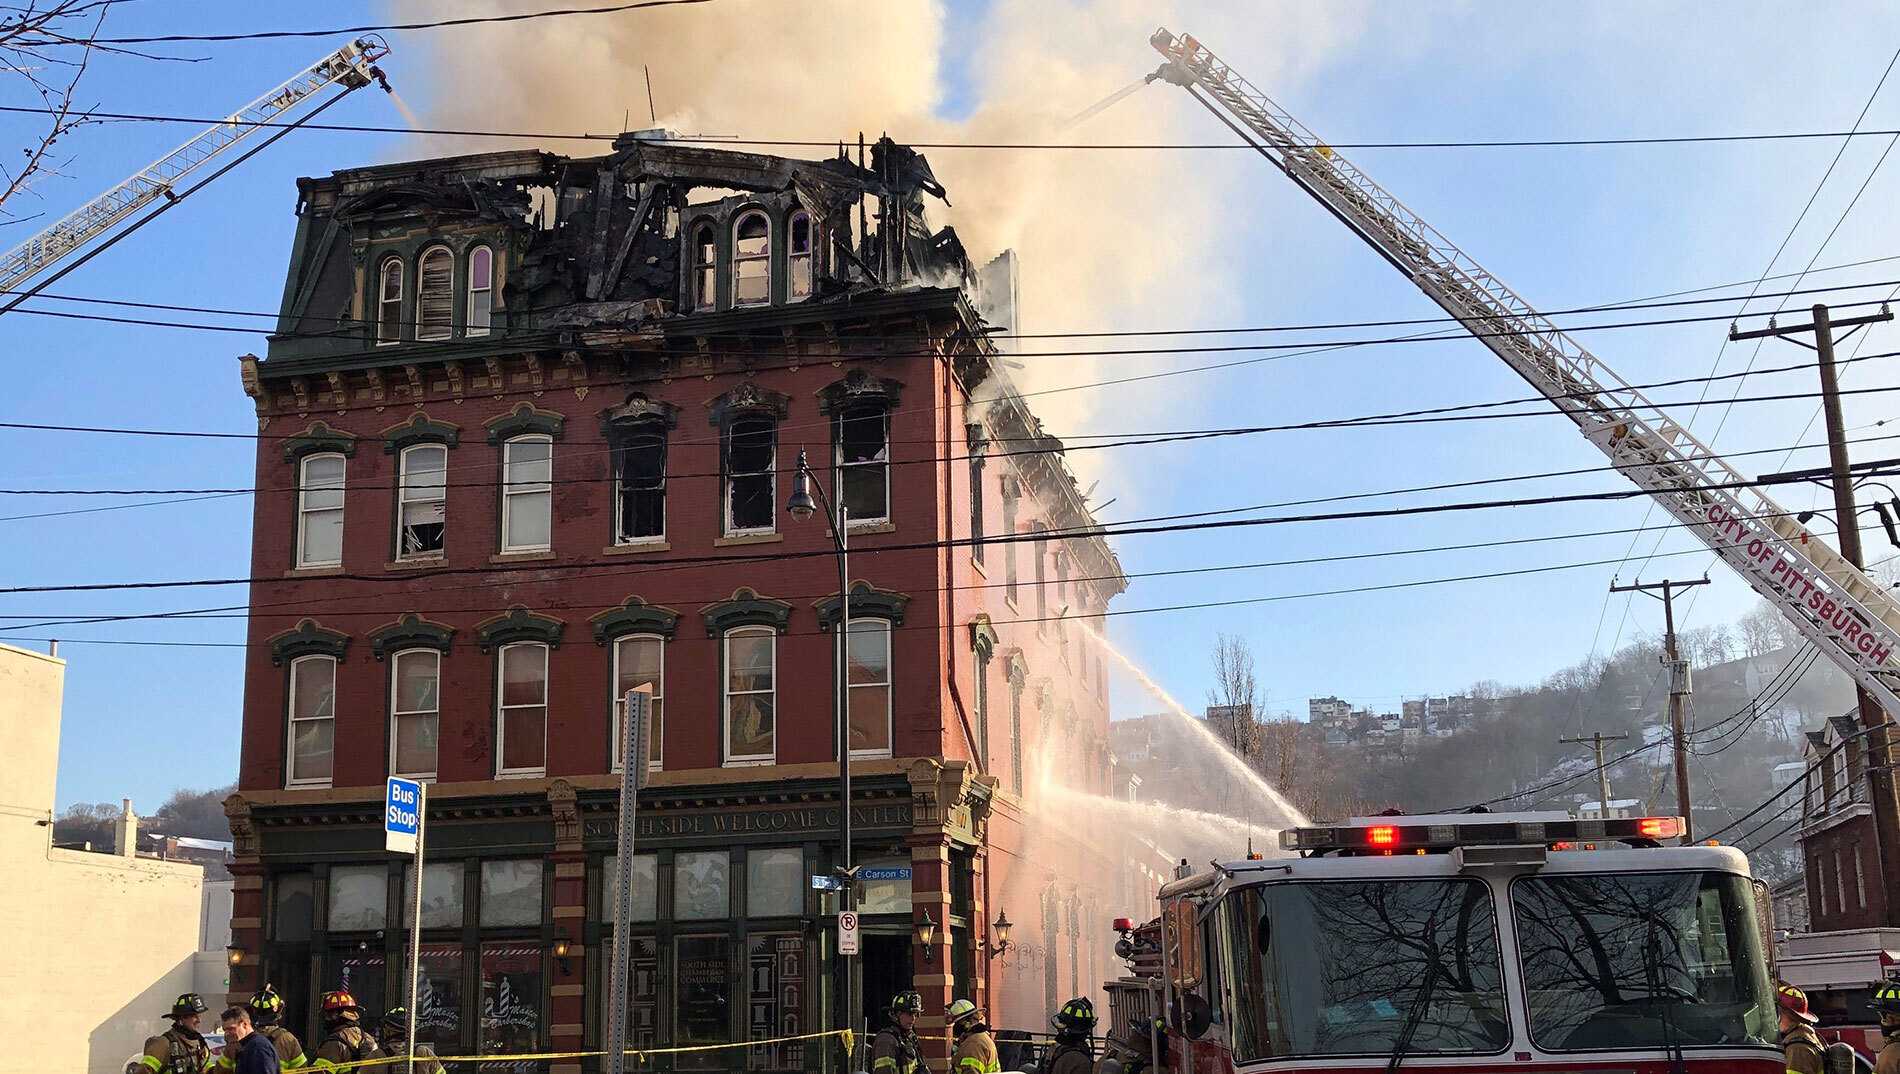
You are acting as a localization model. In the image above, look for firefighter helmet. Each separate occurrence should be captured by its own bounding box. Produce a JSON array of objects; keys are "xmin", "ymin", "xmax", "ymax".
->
[
  {"xmin": 887, "ymin": 991, "xmax": 923, "ymax": 1015},
  {"xmin": 1873, "ymin": 979, "xmax": 1900, "ymax": 1015},
  {"xmin": 946, "ymin": 999, "xmax": 982, "ymax": 1027},
  {"xmin": 247, "ymin": 985, "xmax": 285, "ymax": 1025},
  {"xmin": 320, "ymin": 990, "xmax": 362, "ymax": 1022},
  {"xmin": 1052, "ymin": 997, "xmax": 1097, "ymax": 1036},
  {"xmin": 165, "ymin": 993, "xmax": 209, "ymax": 1020},
  {"xmin": 381, "ymin": 1006, "xmax": 411, "ymax": 1033},
  {"xmin": 1776, "ymin": 982, "xmax": 1820, "ymax": 1024}
]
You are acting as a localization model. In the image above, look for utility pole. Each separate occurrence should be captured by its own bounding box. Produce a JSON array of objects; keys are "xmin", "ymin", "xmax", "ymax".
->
[
  {"xmin": 1732, "ymin": 302, "xmax": 1900, "ymax": 922},
  {"xmin": 1559, "ymin": 731, "xmax": 1631, "ymax": 817},
  {"xmin": 1610, "ymin": 576, "xmax": 1710, "ymax": 841}
]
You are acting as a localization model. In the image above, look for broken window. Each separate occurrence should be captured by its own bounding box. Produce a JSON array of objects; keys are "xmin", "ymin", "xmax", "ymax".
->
[
  {"xmin": 732, "ymin": 211, "xmax": 770, "ymax": 306},
  {"xmin": 789, "ymin": 211, "xmax": 813, "ymax": 300},
  {"xmin": 501, "ymin": 435, "xmax": 553, "ymax": 552},
  {"xmin": 417, "ymin": 246, "xmax": 453, "ymax": 340},
  {"xmin": 723, "ymin": 415, "xmax": 776, "ymax": 534},
  {"xmin": 693, "ymin": 223, "xmax": 716, "ymax": 311},
  {"xmin": 613, "ymin": 423, "xmax": 666, "ymax": 543},
  {"xmin": 836, "ymin": 403, "xmax": 889, "ymax": 522},
  {"xmin": 693, "ymin": 223, "xmax": 716, "ymax": 310},
  {"xmin": 467, "ymin": 245, "xmax": 493, "ymax": 337},
  {"xmin": 296, "ymin": 452, "xmax": 345, "ymax": 568},
  {"xmin": 396, "ymin": 444, "xmax": 446, "ymax": 559},
  {"xmin": 376, "ymin": 257, "xmax": 403, "ymax": 344}
]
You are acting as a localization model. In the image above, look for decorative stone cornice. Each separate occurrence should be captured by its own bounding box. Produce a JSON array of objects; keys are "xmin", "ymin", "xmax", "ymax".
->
[
  {"xmin": 1005, "ymin": 649, "xmax": 1028, "ymax": 688},
  {"xmin": 380, "ymin": 412, "xmax": 461, "ymax": 454},
  {"xmin": 817, "ymin": 368, "xmax": 903, "ymax": 416},
  {"xmin": 281, "ymin": 421, "xmax": 356, "ymax": 464},
  {"xmin": 814, "ymin": 581, "xmax": 911, "ymax": 630},
  {"xmin": 590, "ymin": 596, "xmax": 681, "ymax": 644},
  {"xmin": 485, "ymin": 402, "xmax": 566, "ymax": 444},
  {"xmin": 600, "ymin": 392, "xmax": 680, "ymax": 433},
  {"xmin": 701, "ymin": 587, "xmax": 792, "ymax": 636},
  {"xmin": 475, "ymin": 606, "xmax": 565, "ymax": 651},
  {"xmin": 267, "ymin": 618, "xmax": 349, "ymax": 665},
  {"xmin": 969, "ymin": 615, "xmax": 998, "ymax": 658},
  {"xmin": 705, "ymin": 381, "xmax": 790, "ymax": 426},
  {"xmin": 368, "ymin": 613, "xmax": 457, "ymax": 660}
]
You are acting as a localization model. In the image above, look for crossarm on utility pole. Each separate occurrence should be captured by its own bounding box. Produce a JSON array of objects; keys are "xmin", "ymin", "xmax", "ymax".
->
[{"xmin": 1611, "ymin": 577, "xmax": 1710, "ymax": 841}]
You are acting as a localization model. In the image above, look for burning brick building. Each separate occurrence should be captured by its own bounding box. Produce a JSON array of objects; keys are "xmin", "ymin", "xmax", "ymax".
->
[{"xmin": 223, "ymin": 132, "xmax": 1145, "ymax": 1071}]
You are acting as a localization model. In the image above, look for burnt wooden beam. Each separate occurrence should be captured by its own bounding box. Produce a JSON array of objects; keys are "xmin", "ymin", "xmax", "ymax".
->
[{"xmin": 600, "ymin": 184, "xmax": 660, "ymax": 299}]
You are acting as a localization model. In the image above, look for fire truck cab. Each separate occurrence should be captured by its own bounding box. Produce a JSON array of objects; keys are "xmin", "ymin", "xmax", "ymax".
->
[{"xmin": 1106, "ymin": 812, "xmax": 1782, "ymax": 1073}]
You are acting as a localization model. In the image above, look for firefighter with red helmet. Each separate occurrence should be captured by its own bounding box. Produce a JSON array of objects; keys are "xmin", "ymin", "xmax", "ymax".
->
[
  {"xmin": 134, "ymin": 994, "xmax": 214, "ymax": 1074},
  {"xmin": 1775, "ymin": 982, "xmax": 1824, "ymax": 1074},
  {"xmin": 1873, "ymin": 979, "xmax": 1900, "ymax": 1074},
  {"xmin": 309, "ymin": 991, "xmax": 383, "ymax": 1072}
]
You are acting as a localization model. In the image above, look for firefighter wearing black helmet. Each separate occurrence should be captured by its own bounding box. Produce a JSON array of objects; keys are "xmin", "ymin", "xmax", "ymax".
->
[
  {"xmin": 375, "ymin": 1007, "xmax": 444, "ymax": 1074},
  {"xmin": 871, "ymin": 992, "xmax": 923, "ymax": 1074},
  {"xmin": 1873, "ymin": 979, "xmax": 1900, "ymax": 1074},
  {"xmin": 1038, "ymin": 998, "xmax": 1096, "ymax": 1074},
  {"xmin": 309, "ymin": 991, "xmax": 384, "ymax": 1072},
  {"xmin": 134, "ymin": 994, "xmax": 214, "ymax": 1074}
]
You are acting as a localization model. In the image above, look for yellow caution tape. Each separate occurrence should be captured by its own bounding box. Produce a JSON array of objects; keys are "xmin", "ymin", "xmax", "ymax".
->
[{"xmin": 333, "ymin": 1028, "xmax": 853, "ymax": 1069}]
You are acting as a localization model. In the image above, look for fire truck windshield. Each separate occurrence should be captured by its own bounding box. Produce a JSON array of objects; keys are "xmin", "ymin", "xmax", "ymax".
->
[
  {"xmin": 1511, "ymin": 871, "xmax": 1775, "ymax": 1051},
  {"xmin": 1212, "ymin": 878, "xmax": 1511, "ymax": 1059}
]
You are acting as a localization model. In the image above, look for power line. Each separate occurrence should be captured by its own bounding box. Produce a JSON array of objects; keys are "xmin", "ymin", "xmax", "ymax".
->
[
  {"xmin": 88, "ymin": 0, "xmax": 716, "ymax": 45},
  {"xmin": 25, "ymin": 103, "xmax": 1900, "ymax": 152}
]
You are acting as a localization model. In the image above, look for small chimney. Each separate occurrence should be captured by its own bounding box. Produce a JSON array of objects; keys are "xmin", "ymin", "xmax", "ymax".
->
[{"xmin": 115, "ymin": 798, "xmax": 138, "ymax": 858}]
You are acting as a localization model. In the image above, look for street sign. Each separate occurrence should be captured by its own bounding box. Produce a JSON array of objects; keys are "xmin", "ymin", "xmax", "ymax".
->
[
  {"xmin": 811, "ymin": 874, "xmax": 845, "ymax": 891},
  {"xmin": 838, "ymin": 910, "xmax": 860, "ymax": 955},
  {"xmin": 385, "ymin": 777, "xmax": 423, "ymax": 855}
]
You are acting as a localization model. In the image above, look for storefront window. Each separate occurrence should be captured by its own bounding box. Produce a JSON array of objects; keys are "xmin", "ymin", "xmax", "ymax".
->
[
  {"xmin": 272, "ymin": 872, "xmax": 315, "ymax": 941},
  {"xmin": 747, "ymin": 848, "xmax": 804, "ymax": 918},
  {"xmin": 602, "ymin": 936, "xmax": 662, "ymax": 1049},
  {"xmin": 480, "ymin": 943, "xmax": 543, "ymax": 1071},
  {"xmin": 329, "ymin": 950, "xmax": 387, "ymax": 1021},
  {"xmin": 328, "ymin": 865, "xmax": 387, "ymax": 931},
  {"xmin": 416, "ymin": 944, "xmax": 464, "ymax": 1054},
  {"xmin": 676, "ymin": 934, "xmax": 732, "ymax": 1070},
  {"xmin": 402, "ymin": 861, "xmax": 466, "ymax": 928},
  {"xmin": 676, "ymin": 851, "xmax": 731, "ymax": 921},
  {"xmin": 857, "ymin": 860, "xmax": 913, "ymax": 916},
  {"xmin": 747, "ymin": 933, "xmax": 806, "ymax": 1070},
  {"xmin": 602, "ymin": 853, "xmax": 660, "ymax": 921},
  {"xmin": 480, "ymin": 860, "xmax": 544, "ymax": 928}
]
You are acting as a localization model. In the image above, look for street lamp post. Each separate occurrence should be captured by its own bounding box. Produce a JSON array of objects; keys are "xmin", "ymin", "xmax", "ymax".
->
[{"xmin": 786, "ymin": 448, "xmax": 858, "ymax": 1063}]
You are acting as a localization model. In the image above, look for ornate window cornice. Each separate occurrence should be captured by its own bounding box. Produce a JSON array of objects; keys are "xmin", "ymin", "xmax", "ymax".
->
[
  {"xmin": 368, "ymin": 613, "xmax": 456, "ymax": 660},
  {"xmin": 1005, "ymin": 649, "xmax": 1028, "ymax": 688},
  {"xmin": 282, "ymin": 421, "xmax": 357, "ymax": 464},
  {"xmin": 969, "ymin": 615, "xmax": 998, "ymax": 659},
  {"xmin": 706, "ymin": 381, "xmax": 790, "ymax": 427},
  {"xmin": 701, "ymin": 587, "xmax": 792, "ymax": 636},
  {"xmin": 814, "ymin": 581, "xmax": 911, "ymax": 630},
  {"xmin": 600, "ymin": 392, "xmax": 679, "ymax": 435},
  {"xmin": 485, "ymin": 402, "xmax": 566, "ymax": 444},
  {"xmin": 269, "ymin": 618, "xmax": 350, "ymax": 665},
  {"xmin": 475, "ymin": 606, "xmax": 565, "ymax": 651},
  {"xmin": 381, "ymin": 412, "xmax": 461, "ymax": 454},
  {"xmin": 590, "ymin": 596, "xmax": 682, "ymax": 644},
  {"xmin": 817, "ymin": 369, "xmax": 903, "ymax": 416}
]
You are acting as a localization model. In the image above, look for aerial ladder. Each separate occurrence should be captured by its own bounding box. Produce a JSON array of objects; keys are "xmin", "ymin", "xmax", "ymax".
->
[
  {"xmin": 0, "ymin": 36, "xmax": 390, "ymax": 296},
  {"xmin": 1147, "ymin": 29, "xmax": 1900, "ymax": 716}
]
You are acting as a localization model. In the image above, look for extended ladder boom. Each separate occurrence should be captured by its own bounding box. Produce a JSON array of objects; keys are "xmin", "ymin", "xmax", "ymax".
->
[
  {"xmin": 1149, "ymin": 28, "xmax": 1900, "ymax": 715},
  {"xmin": 0, "ymin": 37, "xmax": 389, "ymax": 294}
]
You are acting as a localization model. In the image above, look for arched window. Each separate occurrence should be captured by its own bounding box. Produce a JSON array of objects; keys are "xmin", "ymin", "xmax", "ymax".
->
[
  {"xmin": 731, "ymin": 211, "xmax": 770, "ymax": 307},
  {"xmin": 376, "ymin": 257, "xmax": 403, "ymax": 344},
  {"xmin": 613, "ymin": 634, "xmax": 665, "ymax": 770},
  {"xmin": 287, "ymin": 654, "xmax": 336, "ymax": 786},
  {"xmin": 497, "ymin": 641, "xmax": 548, "ymax": 776},
  {"xmin": 501, "ymin": 434, "xmax": 553, "ymax": 552},
  {"xmin": 296, "ymin": 452, "xmax": 346, "ymax": 568},
  {"xmin": 788, "ymin": 210, "xmax": 813, "ymax": 300},
  {"xmin": 692, "ymin": 222, "xmax": 716, "ymax": 311},
  {"xmin": 724, "ymin": 626, "xmax": 776, "ymax": 762},
  {"xmin": 417, "ymin": 246, "xmax": 454, "ymax": 340},
  {"xmin": 391, "ymin": 648, "xmax": 440, "ymax": 778},
  {"xmin": 396, "ymin": 444, "xmax": 446, "ymax": 559},
  {"xmin": 846, "ymin": 618, "xmax": 892, "ymax": 757},
  {"xmin": 467, "ymin": 245, "xmax": 494, "ymax": 337}
]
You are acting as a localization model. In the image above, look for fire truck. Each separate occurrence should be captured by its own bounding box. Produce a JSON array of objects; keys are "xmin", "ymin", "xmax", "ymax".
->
[{"xmin": 1101, "ymin": 813, "xmax": 1782, "ymax": 1072}]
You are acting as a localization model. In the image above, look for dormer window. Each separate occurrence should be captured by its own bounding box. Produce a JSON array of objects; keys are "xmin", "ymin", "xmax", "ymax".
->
[
  {"xmin": 732, "ymin": 211, "xmax": 770, "ymax": 307},
  {"xmin": 467, "ymin": 245, "xmax": 493, "ymax": 336},
  {"xmin": 417, "ymin": 246, "xmax": 453, "ymax": 340},
  {"xmin": 789, "ymin": 211, "xmax": 813, "ymax": 300},
  {"xmin": 693, "ymin": 223, "xmax": 716, "ymax": 311},
  {"xmin": 376, "ymin": 257, "xmax": 403, "ymax": 345}
]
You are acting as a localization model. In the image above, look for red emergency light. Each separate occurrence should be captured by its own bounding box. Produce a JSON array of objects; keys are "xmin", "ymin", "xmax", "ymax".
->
[
  {"xmin": 1112, "ymin": 917, "xmax": 1135, "ymax": 932},
  {"xmin": 1367, "ymin": 825, "xmax": 1398, "ymax": 847},
  {"xmin": 1637, "ymin": 817, "xmax": 1679, "ymax": 839}
]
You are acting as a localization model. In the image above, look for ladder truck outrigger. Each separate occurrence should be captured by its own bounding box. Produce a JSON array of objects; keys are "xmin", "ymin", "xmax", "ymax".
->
[
  {"xmin": 1076, "ymin": 26, "xmax": 1900, "ymax": 1074},
  {"xmin": 0, "ymin": 36, "xmax": 390, "ymax": 300}
]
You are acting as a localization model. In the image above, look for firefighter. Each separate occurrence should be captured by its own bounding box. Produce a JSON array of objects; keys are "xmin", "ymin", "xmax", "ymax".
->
[
  {"xmin": 1093, "ymin": 1017, "xmax": 1165, "ymax": 1074},
  {"xmin": 1873, "ymin": 979, "xmax": 1900, "ymax": 1074},
  {"xmin": 308, "ymin": 991, "xmax": 383, "ymax": 1072},
  {"xmin": 1775, "ymin": 982, "xmax": 1825, "ymax": 1074},
  {"xmin": 1039, "ymin": 998, "xmax": 1096, "ymax": 1074},
  {"xmin": 134, "ymin": 994, "xmax": 214, "ymax": 1074},
  {"xmin": 375, "ymin": 1008, "xmax": 444, "ymax": 1074},
  {"xmin": 870, "ymin": 991, "xmax": 923, "ymax": 1074},
  {"xmin": 947, "ymin": 999, "xmax": 999, "ymax": 1074},
  {"xmin": 228, "ymin": 986, "xmax": 305, "ymax": 1071}
]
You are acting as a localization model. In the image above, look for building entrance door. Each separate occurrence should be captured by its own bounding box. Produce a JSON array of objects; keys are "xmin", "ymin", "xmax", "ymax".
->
[{"xmin": 860, "ymin": 933, "xmax": 913, "ymax": 1030}]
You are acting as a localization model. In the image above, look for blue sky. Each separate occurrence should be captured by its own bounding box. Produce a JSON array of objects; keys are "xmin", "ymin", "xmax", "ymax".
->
[{"xmin": 8, "ymin": 1, "xmax": 1900, "ymax": 811}]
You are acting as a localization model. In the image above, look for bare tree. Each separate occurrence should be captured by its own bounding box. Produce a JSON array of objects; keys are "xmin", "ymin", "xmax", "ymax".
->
[
  {"xmin": 0, "ymin": 2, "xmax": 123, "ymax": 226},
  {"xmin": 1739, "ymin": 602, "xmax": 1781, "ymax": 659},
  {"xmin": 1206, "ymin": 632, "xmax": 1260, "ymax": 758}
]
